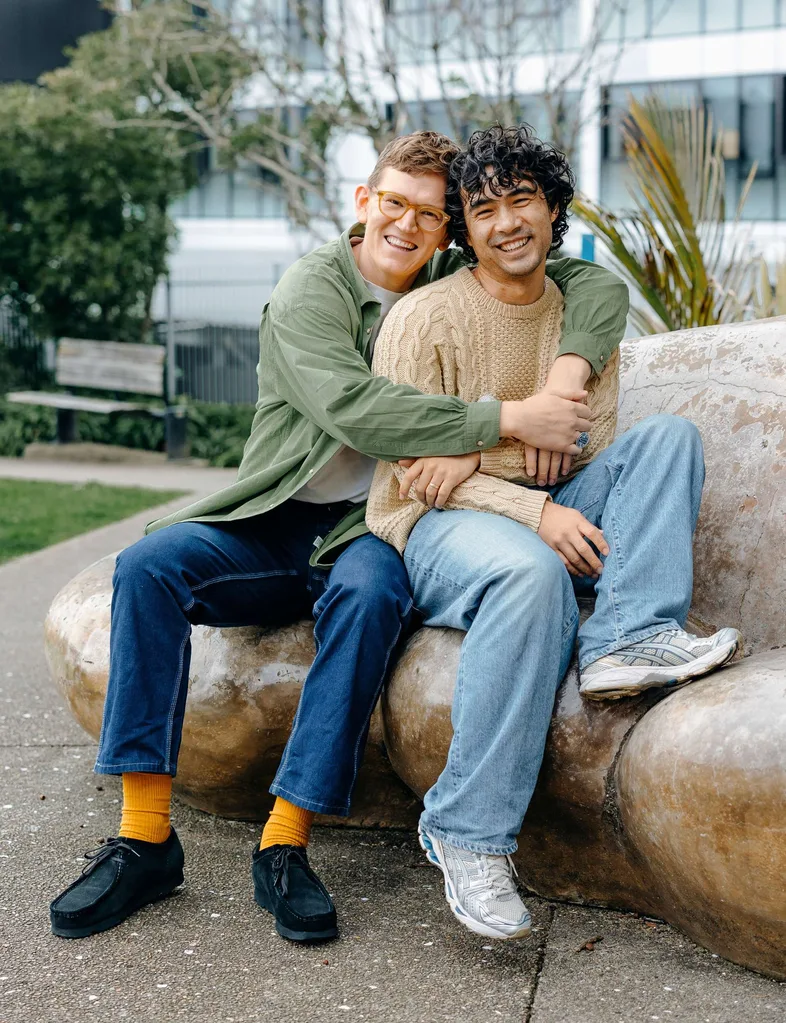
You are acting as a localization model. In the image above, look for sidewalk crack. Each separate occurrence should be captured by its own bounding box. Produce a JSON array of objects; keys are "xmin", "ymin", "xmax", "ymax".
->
[{"xmin": 524, "ymin": 902, "xmax": 556, "ymax": 1023}]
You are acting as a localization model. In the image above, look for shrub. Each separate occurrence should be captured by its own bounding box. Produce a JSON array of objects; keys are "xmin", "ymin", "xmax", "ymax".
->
[{"xmin": 0, "ymin": 399, "xmax": 255, "ymax": 467}]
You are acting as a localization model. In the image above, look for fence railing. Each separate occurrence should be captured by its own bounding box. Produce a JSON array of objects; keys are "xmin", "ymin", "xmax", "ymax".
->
[
  {"xmin": 155, "ymin": 272, "xmax": 281, "ymax": 405},
  {"xmin": 154, "ymin": 318, "xmax": 260, "ymax": 405},
  {"xmin": 0, "ymin": 299, "xmax": 53, "ymax": 391}
]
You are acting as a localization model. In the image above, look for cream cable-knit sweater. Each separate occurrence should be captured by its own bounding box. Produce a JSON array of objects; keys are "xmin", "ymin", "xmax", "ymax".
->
[{"xmin": 366, "ymin": 267, "xmax": 619, "ymax": 554}]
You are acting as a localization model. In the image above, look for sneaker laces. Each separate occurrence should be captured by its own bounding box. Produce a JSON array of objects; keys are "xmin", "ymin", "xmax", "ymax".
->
[
  {"xmin": 82, "ymin": 837, "xmax": 141, "ymax": 876},
  {"xmin": 474, "ymin": 853, "xmax": 519, "ymax": 902}
]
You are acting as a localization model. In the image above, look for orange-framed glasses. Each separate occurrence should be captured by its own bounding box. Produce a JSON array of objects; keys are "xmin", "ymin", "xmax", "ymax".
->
[{"xmin": 373, "ymin": 189, "xmax": 451, "ymax": 232}]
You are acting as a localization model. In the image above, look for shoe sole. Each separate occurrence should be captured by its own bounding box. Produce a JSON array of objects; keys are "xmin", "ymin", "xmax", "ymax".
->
[
  {"xmin": 417, "ymin": 827, "xmax": 531, "ymax": 941},
  {"xmin": 580, "ymin": 636, "xmax": 740, "ymax": 701},
  {"xmin": 254, "ymin": 886, "xmax": 338, "ymax": 943},
  {"xmin": 50, "ymin": 874, "xmax": 184, "ymax": 938}
]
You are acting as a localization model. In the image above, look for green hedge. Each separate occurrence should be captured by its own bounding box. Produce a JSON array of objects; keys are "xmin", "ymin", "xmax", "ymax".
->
[{"xmin": 0, "ymin": 399, "xmax": 255, "ymax": 467}]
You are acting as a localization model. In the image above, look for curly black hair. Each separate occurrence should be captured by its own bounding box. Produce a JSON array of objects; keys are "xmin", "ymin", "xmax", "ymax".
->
[{"xmin": 446, "ymin": 124, "xmax": 575, "ymax": 259}]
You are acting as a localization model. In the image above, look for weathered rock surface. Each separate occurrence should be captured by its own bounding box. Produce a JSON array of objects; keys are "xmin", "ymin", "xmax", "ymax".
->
[
  {"xmin": 616, "ymin": 318, "xmax": 785, "ymax": 654},
  {"xmin": 44, "ymin": 319, "xmax": 786, "ymax": 978}
]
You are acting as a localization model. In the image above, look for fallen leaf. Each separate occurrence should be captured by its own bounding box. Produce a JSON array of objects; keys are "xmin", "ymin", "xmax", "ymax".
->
[{"xmin": 576, "ymin": 934, "xmax": 604, "ymax": 952}]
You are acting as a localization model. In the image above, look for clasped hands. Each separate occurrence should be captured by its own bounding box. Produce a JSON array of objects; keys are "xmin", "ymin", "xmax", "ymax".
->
[{"xmin": 396, "ymin": 355, "xmax": 609, "ymax": 578}]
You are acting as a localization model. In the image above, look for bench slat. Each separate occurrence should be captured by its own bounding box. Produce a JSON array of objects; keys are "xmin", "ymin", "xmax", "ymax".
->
[
  {"xmin": 56, "ymin": 339, "xmax": 165, "ymax": 396},
  {"xmin": 7, "ymin": 392, "xmax": 150, "ymax": 415}
]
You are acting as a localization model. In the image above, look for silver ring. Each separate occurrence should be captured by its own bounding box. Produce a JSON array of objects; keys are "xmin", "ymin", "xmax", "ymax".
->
[
  {"xmin": 427, "ymin": 482, "xmax": 439, "ymax": 489},
  {"xmin": 576, "ymin": 432, "xmax": 590, "ymax": 450}
]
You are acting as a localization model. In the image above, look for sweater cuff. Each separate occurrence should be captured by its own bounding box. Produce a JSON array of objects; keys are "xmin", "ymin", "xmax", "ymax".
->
[
  {"xmin": 479, "ymin": 444, "xmax": 524, "ymax": 478},
  {"xmin": 557, "ymin": 331, "xmax": 610, "ymax": 378},
  {"xmin": 515, "ymin": 488, "xmax": 551, "ymax": 532},
  {"xmin": 465, "ymin": 400, "xmax": 502, "ymax": 452}
]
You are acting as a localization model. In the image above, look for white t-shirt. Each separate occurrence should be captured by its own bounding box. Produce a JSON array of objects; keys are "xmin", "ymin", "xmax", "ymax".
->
[{"xmin": 293, "ymin": 279, "xmax": 407, "ymax": 505}]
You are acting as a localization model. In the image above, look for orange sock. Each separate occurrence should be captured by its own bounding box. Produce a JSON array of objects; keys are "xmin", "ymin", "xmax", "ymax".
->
[
  {"xmin": 118, "ymin": 773, "xmax": 172, "ymax": 844},
  {"xmin": 259, "ymin": 797, "xmax": 315, "ymax": 850}
]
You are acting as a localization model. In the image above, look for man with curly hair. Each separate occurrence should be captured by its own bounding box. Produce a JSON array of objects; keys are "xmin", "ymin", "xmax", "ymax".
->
[{"xmin": 366, "ymin": 124, "xmax": 741, "ymax": 942}]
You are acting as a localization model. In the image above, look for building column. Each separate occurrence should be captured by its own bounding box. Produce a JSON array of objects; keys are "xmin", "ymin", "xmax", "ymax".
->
[{"xmin": 576, "ymin": 0, "xmax": 604, "ymax": 204}]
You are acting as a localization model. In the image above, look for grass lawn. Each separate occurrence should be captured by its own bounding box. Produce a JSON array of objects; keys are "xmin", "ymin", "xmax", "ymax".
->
[{"xmin": 0, "ymin": 479, "xmax": 186, "ymax": 564}]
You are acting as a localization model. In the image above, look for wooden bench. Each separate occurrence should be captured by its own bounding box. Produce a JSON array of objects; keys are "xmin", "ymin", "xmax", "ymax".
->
[{"xmin": 7, "ymin": 338, "xmax": 186, "ymax": 457}]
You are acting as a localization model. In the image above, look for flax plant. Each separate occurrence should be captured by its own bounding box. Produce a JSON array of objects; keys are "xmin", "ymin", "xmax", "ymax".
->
[
  {"xmin": 754, "ymin": 260, "xmax": 786, "ymax": 319},
  {"xmin": 573, "ymin": 94, "xmax": 758, "ymax": 335}
]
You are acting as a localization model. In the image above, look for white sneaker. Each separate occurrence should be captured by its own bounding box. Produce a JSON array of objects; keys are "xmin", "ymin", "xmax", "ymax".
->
[
  {"xmin": 418, "ymin": 823, "xmax": 531, "ymax": 940},
  {"xmin": 579, "ymin": 627, "xmax": 741, "ymax": 701}
]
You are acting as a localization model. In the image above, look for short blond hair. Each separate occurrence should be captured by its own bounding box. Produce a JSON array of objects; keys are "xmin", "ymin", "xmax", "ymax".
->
[{"xmin": 368, "ymin": 130, "xmax": 460, "ymax": 189}]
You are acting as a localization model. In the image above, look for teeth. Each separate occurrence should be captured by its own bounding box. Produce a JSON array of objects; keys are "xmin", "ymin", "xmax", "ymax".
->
[
  {"xmin": 499, "ymin": 238, "xmax": 528, "ymax": 252},
  {"xmin": 386, "ymin": 236, "xmax": 416, "ymax": 251}
]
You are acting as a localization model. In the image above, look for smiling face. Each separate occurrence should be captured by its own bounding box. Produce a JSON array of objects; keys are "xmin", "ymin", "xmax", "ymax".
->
[
  {"xmin": 353, "ymin": 167, "xmax": 450, "ymax": 292},
  {"xmin": 463, "ymin": 173, "xmax": 558, "ymax": 297}
]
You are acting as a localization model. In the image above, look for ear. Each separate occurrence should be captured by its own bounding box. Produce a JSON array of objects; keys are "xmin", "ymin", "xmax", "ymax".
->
[
  {"xmin": 437, "ymin": 231, "xmax": 451, "ymax": 251},
  {"xmin": 550, "ymin": 204, "xmax": 559, "ymax": 224},
  {"xmin": 355, "ymin": 184, "xmax": 371, "ymax": 223}
]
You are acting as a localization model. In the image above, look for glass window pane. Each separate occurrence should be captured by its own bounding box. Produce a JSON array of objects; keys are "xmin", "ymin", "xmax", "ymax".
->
[
  {"xmin": 705, "ymin": 0, "xmax": 738, "ymax": 31},
  {"xmin": 740, "ymin": 76, "xmax": 776, "ymax": 219},
  {"xmin": 601, "ymin": 0, "xmax": 623, "ymax": 41},
  {"xmin": 201, "ymin": 172, "xmax": 232, "ymax": 218},
  {"xmin": 232, "ymin": 167, "xmax": 260, "ymax": 218},
  {"xmin": 623, "ymin": 0, "xmax": 647, "ymax": 38},
  {"xmin": 741, "ymin": 0, "xmax": 777, "ymax": 28},
  {"xmin": 778, "ymin": 76, "xmax": 786, "ymax": 220},
  {"xmin": 651, "ymin": 0, "xmax": 701, "ymax": 35},
  {"xmin": 702, "ymin": 77, "xmax": 740, "ymax": 212},
  {"xmin": 600, "ymin": 83, "xmax": 650, "ymax": 211}
]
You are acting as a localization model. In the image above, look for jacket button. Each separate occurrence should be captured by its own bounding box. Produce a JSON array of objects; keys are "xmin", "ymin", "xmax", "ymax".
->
[{"xmin": 477, "ymin": 440, "xmax": 484, "ymax": 447}]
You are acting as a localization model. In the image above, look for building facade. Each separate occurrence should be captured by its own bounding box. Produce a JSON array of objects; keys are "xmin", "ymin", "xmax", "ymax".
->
[{"xmin": 164, "ymin": 0, "xmax": 786, "ymax": 324}]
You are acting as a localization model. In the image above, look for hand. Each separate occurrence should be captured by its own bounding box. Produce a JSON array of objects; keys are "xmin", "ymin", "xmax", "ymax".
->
[
  {"xmin": 522, "ymin": 357, "xmax": 592, "ymax": 483},
  {"xmin": 537, "ymin": 503, "xmax": 610, "ymax": 578},
  {"xmin": 397, "ymin": 452, "xmax": 481, "ymax": 509},
  {"xmin": 500, "ymin": 390, "xmax": 592, "ymax": 452},
  {"xmin": 524, "ymin": 444, "xmax": 567, "ymax": 487}
]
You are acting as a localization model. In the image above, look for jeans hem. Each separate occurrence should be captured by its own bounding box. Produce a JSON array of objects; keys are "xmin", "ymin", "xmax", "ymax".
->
[
  {"xmin": 578, "ymin": 620, "xmax": 682, "ymax": 671},
  {"xmin": 420, "ymin": 817, "xmax": 517, "ymax": 857},
  {"xmin": 269, "ymin": 783, "xmax": 350, "ymax": 817},
  {"xmin": 94, "ymin": 761, "xmax": 174, "ymax": 776}
]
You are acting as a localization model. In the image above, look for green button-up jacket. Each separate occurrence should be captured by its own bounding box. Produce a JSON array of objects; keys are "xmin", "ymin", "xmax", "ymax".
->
[{"xmin": 147, "ymin": 225, "xmax": 629, "ymax": 566}]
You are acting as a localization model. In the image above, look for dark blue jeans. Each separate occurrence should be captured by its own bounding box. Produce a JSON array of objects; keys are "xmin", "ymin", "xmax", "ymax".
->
[{"xmin": 95, "ymin": 500, "xmax": 415, "ymax": 816}]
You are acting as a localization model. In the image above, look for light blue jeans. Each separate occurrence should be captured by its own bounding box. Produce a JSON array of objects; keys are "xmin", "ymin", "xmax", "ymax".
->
[{"xmin": 403, "ymin": 414, "xmax": 705, "ymax": 855}]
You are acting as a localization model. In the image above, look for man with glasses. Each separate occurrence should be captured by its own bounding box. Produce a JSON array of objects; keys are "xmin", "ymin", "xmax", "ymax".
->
[{"xmin": 49, "ymin": 131, "xmax": 629, "ymax": 945}]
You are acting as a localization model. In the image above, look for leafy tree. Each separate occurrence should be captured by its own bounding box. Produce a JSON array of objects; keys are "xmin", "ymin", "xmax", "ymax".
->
[
  {"xmin": 69, "ymin": 1, "xmax": 629, "ymax": 237},
  {"xmin": 0, "ymin": 66, "xmax": 190, "ymax": 343}
]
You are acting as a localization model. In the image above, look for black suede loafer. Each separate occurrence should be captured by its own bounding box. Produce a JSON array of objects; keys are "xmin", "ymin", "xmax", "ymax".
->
[
  {"xmin": 252, "ymin": 844, "xmax": 338, "ymax": 943},
  {"xmin": 50, "ymin": 829, "xmax": 185, "ymax": 938}
]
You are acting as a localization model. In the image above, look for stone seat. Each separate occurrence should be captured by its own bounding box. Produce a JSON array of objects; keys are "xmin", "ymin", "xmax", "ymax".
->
[{"xmin": 44, "ymin": 319, "xmax": 786, "ymax": 979}]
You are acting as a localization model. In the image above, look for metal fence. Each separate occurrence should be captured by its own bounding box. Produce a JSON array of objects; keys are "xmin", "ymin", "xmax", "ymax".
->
[
  {"xmin": 153, "ymin": 273, "xmax": 282, "ymax": 405},
  {"xmin": 0, "ymin": 298, "xmax": 52, "ymax": 391},
  {"xmin": 155, "ymin": 318, "xmax": 261, "ymax": 405}
]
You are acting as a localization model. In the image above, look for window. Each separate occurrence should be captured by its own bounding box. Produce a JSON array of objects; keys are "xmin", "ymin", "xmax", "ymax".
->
[
  {"xmin": 740, "ymin": 76, "xmax": 776, "ymax": 218},
  {"xmin": 170, "ymin": 145, "xmax": 287, "ymax": 220},
  {"xmin": 741, "ymin": 0, "xmax": 778, "ymax": 29},
  {"xmin": 622, "ymin": 0, "xmax": 648, "ymax": 39},
  {"xmin": 600, "ymin": 76, "xmax": 784, "ymax": 221},
  {"xmin": 704, "ymin": 0, "xmax": 738, "ymax": 31},
  {"xmin": 651, "ymin": 0, "xmax": 701, "ymax": 36}
]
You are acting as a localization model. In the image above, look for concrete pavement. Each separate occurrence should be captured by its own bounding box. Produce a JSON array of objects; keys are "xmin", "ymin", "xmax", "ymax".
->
[{"xmin": 1, "ymin": 459, "xmax": 784, "ymax": 1022}]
